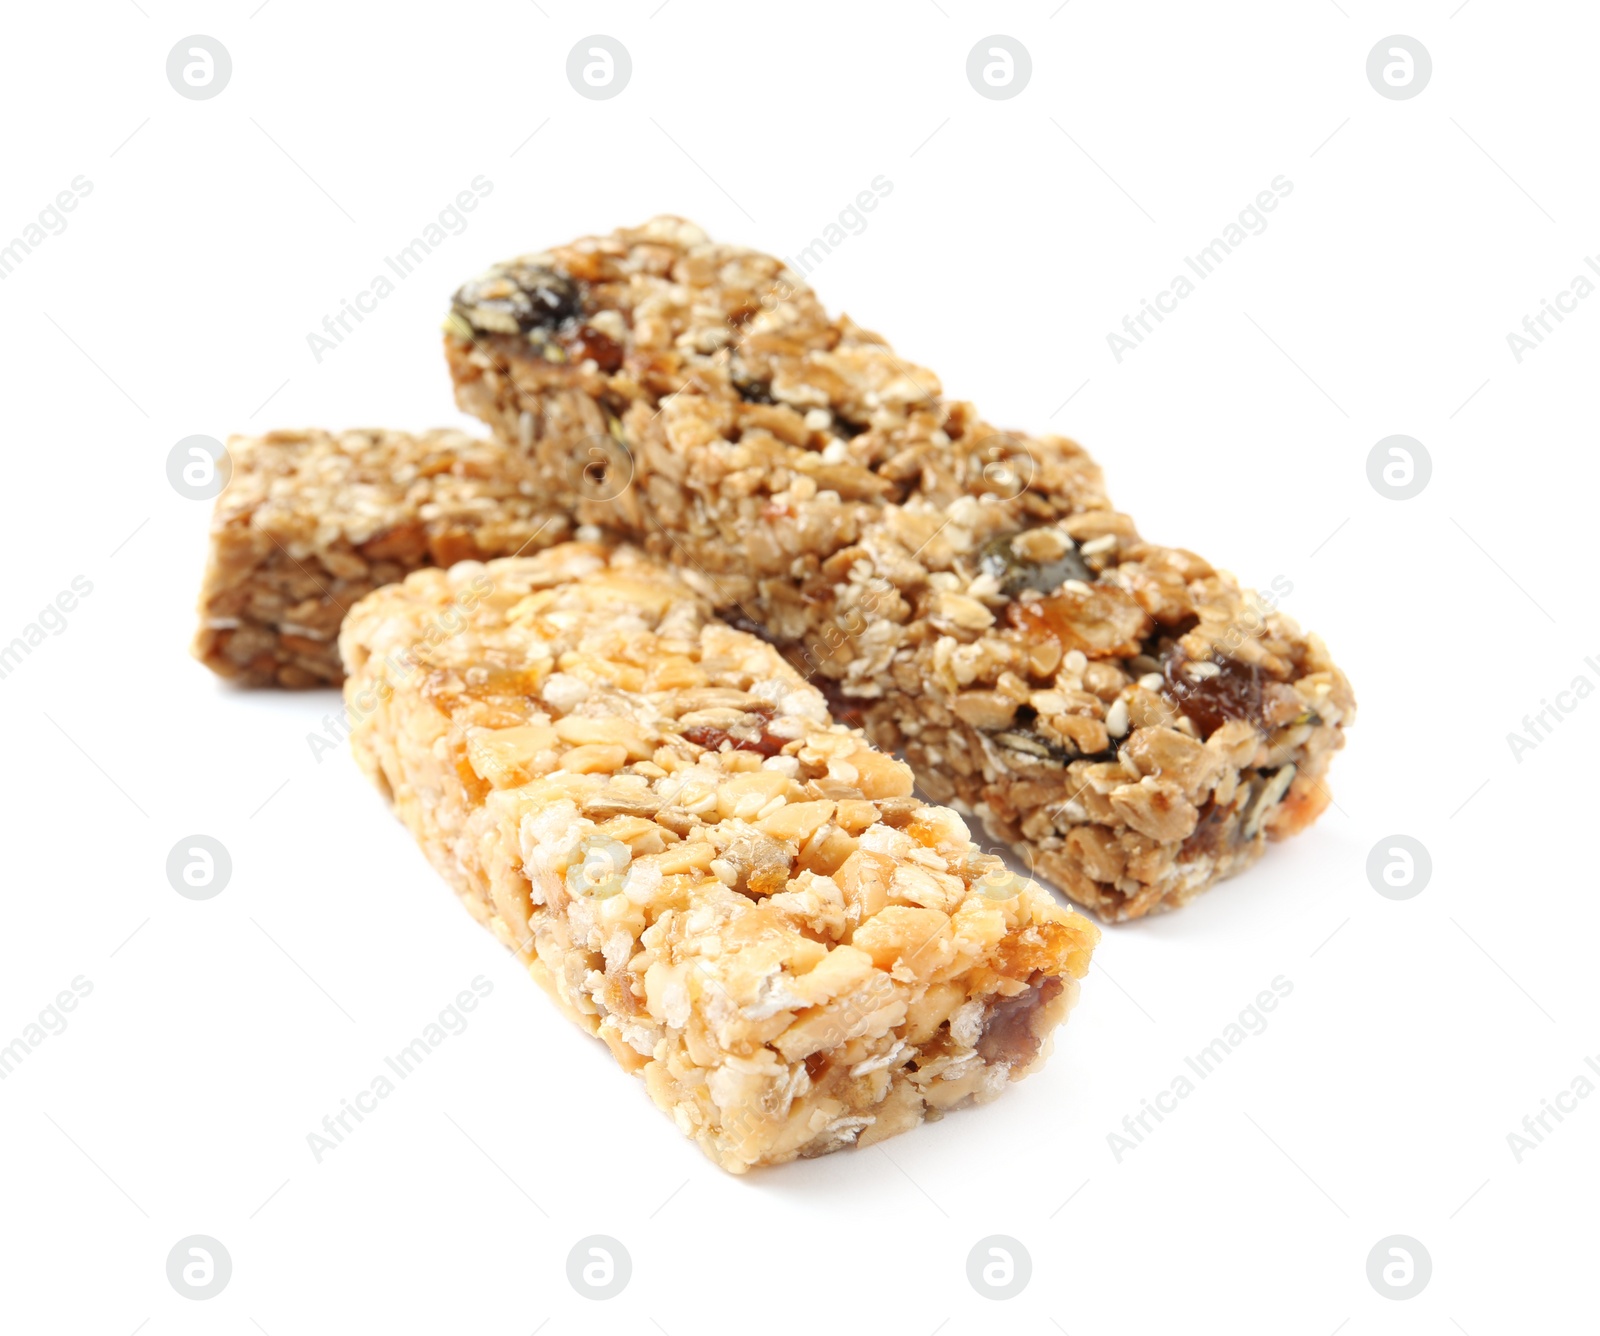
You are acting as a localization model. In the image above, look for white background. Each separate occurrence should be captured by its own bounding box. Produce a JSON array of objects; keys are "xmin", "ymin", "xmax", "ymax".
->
[{"xmin": 1, "ymin": 2, "xmax": 1594, "ymax": 1332}]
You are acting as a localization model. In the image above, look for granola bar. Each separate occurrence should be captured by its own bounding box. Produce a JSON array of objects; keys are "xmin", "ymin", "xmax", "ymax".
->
[
  {"xmin": 444, "ymin": 218, "xmax": 1355, "ymax": 921},
  {"xmin": 193, "ymin": 428, "xmax": 567, "ymax": 686},
  {"xmin": 339, "ymin": 544, "xmax": 1097, "ymax": 1172}
]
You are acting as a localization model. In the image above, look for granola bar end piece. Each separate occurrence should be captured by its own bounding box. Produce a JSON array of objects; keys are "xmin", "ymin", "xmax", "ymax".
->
[{"xmin": 192, "ymin": 427, "xmax": 567, "ymax": 686}]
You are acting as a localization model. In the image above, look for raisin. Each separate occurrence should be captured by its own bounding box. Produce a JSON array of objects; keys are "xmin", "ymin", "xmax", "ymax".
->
[
  {"xmin": 734, "ymin": 378, "xmax": 775, "ymax": 405},
  {"xmin": 1180, "ymin": 796, "xmax": 1237, "ymax": 860},
  {"xmin": 571, "ymin": 324, "xmax": 624, "ymax": 372},
  {"xmin": 681, "ymin": 707, "xmax": 786, "ymax": 757},
  {"xmin": 507, "ymin": 265, "xmax": 578, "ymax": 330},
  {"xmin": 680, "ymin": 725, "xmax": 786, "ymax": 758},
  {"xmin": 979, "ymin": 533, "xmax": 1092, "ymax": 597},
  {"xmin": 977, "ymin": 974, "xmax": 1064, "ymax": 1067},
  {"xmin": 452, "ymin": 263, "xmax": 578, "ymax": 336},
  {"xmin": 1163, "ymin": 652, "xmax": 1262, "ymax": 740}
]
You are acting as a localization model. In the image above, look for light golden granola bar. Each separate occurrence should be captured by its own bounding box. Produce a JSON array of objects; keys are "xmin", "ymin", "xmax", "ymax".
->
[
  {"xmin": 444, "ymin": 217, "xmax": 1355, "ymax": 921},
  {"xmin": 339, "ymin": 544, "xmax": 1097, "ymax": 1172},
  {"xmin": 193, "ymin": 428, "xmax": 567, "ymax": 686}
]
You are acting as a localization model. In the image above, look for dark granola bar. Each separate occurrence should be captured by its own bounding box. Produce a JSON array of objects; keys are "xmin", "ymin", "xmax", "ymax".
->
[{"xmin": 441, "ymin": 218, "xmax": 1355, "ymax": 921}]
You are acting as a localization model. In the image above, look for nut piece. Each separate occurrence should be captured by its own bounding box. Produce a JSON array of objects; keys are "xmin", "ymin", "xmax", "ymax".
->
[
  {"xmin": 953, "ymin": 691, "xmax": 1019, "ymax": 731},
  {"xmin": 466, "ymin": 724, "xmax": 560, "ymax": 788},
  {"xmin": 1109, "ymin": 777, "xmax": 1199, "ymax": 843},
  {"xmin": 1122, "ymin": 726, "xmax": 1223, "ymax": 796},
  {"xmin": 555, "ymin": 715, "xmax": 653, "ymax": 760},
  {"xmin": 558, "ymin": 743, "xmax": 630, "ymax": 774},
  {"xmin": 930, "ymin": 591, "xmax": 996, "ymax": 633}
]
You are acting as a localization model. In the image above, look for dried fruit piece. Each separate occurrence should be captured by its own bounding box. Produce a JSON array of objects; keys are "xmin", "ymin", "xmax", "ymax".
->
[
  {"xmin": 978, "ymin": 532, "xmax": 1091, "ymax": 597},
  {"xmin": 451, "ymin": 262, "xmax": 579, "ymax": 336},
  {"xmin": 572, "ymin": 324, "xmax": 624, "ymax": 372},
  {"xmin": 1164, "ymin": 651, "xmax": 1264, "ymax": 740},
  {"xmin": 1009, "ymin": 583, "xmax": 1153, "ymax": 659}
]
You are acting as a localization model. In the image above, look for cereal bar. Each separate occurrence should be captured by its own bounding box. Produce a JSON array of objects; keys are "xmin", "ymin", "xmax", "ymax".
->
[
  {"xmin": 193, "ymin": 428, "xmax": 567, "ymax": 686},
  {"xmin": 444, "ymin": 217, "xmax": 1355, "ymax": 921},
  {"xmin": 339, "ymin": 544, "xmax": 1097, "ymax": 1172}
]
